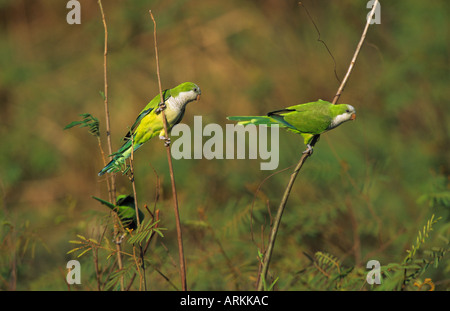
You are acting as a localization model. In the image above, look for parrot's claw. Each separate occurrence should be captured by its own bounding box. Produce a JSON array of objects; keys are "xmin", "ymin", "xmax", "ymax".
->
[
  {"xmin": 155, "ymin": 103, "xmax": 166, "ymax": 114},
  {"xmin": 302, "ymin": 144, "xmax": 314, "ymax": 156},
  {"xmin": 114, "ymin": 233, "xmax": 126, "ymax": 245},
  {"xmin": 159, "ymin": 136, "xmax": 171, "ymax": 146}
]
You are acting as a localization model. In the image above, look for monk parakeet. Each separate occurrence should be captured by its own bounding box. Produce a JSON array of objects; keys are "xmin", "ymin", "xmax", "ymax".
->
[
  {"xmin": 227, "ymin": 100, "xmax": 356, "ymax": 154},
  {"xmin": 92, "ymin": 194, "xmax": 144, "ymax": 230},
  {"xmin": 98, "ymin": 82, "xmax": 201, "ymax": 176}
]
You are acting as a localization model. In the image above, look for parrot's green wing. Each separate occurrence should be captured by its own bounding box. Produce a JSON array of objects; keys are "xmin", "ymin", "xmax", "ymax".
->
[
  {"xmin": 92, "ymin": 195, "xmax": 144, "ymax": 230},
  {"xmin": 92, "ymin": 195, "xmax": 133, "ymax": 218},
  {"xmin": 267, "ymin": 109, "xmax": 299, "ymax": 131},
  {"xmin": 114, "ymin": 195, "xmax": 138, "ymax": 220},
  {"xmin": 272, "ymin": 101, "xmax": 333, "ymax": 135},
  {"xmin": 124, "ymin": 89, "xmax": 172, "ymax": 141},
  {"xmin": 116, "ymin": 194, "xmax": 135, "ymax": 206}
]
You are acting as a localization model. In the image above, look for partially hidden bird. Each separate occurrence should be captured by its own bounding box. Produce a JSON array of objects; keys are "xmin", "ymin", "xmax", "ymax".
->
[
  {"xmin": 98, "ymin": 82, "xmax": 201, "ymax": 176},
  {"xmin": 227, "ymin": 99, "xmax": 356, "ymax": 154},
  {"xmin": 92, "ymin": 194, "xmax": 144, "ymax": 231}
]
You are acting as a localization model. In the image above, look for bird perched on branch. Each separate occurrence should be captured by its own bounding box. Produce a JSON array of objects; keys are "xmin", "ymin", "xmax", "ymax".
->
[
  {"xmin": 92, "ymin": 194, "xmax": 144, "ymax": 231},
  {"xmin": 98, "ymin": 82, "xmax": 201, "ymax": 176},
  {"xmin": 227, "ymin": 99, "xmax": 356, "ymax": 154}
]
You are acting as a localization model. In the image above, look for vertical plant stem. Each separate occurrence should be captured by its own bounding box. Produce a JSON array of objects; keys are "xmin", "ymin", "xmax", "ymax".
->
[
  {"xmin": 92, "ymin": 247, "xmax": 101, "ymax": 291},
  {"xmin": 256, "ymin": 1, "xmax": 379, "ymax": 291},
  {"xmin": 256, "ymin": 153, "xmax": 311, "ymax": 290},
  {"xmin": 331, "ymin": 0, "xmax": 379, "ymax": 105},
  {"xmin": 149, "ymin": 10, "xmax": 187, "ymax": 291},
  {"xmin": 97, "ymin": 0, "xmax": 123, "ymax": 291},
  {"xmin": 129, "ymin": 138, "xmax": 141, "ymax": 226},
  {"xmin": 96, "ymin": 136, "xmax": 112, "ymax": 201},
  {"xmin": 97, "ymin": 0, "xmax": 116, "ymax": 202},
  {"xmin": 129, "ymin": 139, "xmax": 147, "ymax": 291}
]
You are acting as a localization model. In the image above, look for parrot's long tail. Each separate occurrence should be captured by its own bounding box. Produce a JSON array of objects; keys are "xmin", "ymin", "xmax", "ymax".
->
[
  {"xmin": 98, "ymin": 139, "xmax": 142, "ymax": 176},
  {"xmin": 226, "ymin": 115, "xmax": 281, "ymax": 126}
]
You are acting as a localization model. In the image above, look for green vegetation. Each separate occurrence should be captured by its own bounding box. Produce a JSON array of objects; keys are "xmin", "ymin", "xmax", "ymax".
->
[{"xmin": 0, "ymin": 0, "xmax": 448, "ymax": 291}]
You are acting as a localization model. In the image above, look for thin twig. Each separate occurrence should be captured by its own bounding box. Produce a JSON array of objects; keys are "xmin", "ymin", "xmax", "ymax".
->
[
  {"xmin": 97, "ymin": 0, "xmax": 123, "ymax": 291},
  {"xmin": 256, "ymin": 153, "xmax": 311, "ymax": 290},
  {"xmin": 128, "ymin": 138, "xmax": 147, "ymax": 291},
  {"xmin": 250, "ymin": 165, "xmax": 294, "ymax": 244},
  {"xmin": 97, "ymin": 0, "xmax": 116, "ymax": 202},
  {"xmin": 126, "ymin": 208, "xmax": 166, "ymax": 290},
  {"xmin": 129, "ymin": 137, "xmax": 141, "ymax": 226},
  {"xmin": 332, "ymin": 1, "xmax": 379, "ymax": 105},
  {"xmin": 149, "ymin": 10, "xmax": 187, "ymax": 291},
  {"xmin": 96, "ymin": 136, "xmax": 113, "ymax": 205},
  {"xmin": 92, "ymin": 247, "xmax": 101, "ymax": 291},
  {"xmin": 299, "ymin": 2, "xmax": 341, "ymax": 83},
  {"xmin": 149, "ymin": 164, "xmax": 161, "ymax": 214},
  {"xmin": 256, "ymin": 1, "xmax": 379, "ymax": 291},
  {"xmin": 132, "ymin": 246, "xmax": 144, "ymax": 291}
]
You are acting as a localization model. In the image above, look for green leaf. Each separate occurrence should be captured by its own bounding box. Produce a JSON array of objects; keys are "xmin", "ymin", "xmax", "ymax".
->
[
  {"xmin": 67, "ymin": 246, "xmax": 84, "ymax": 254},
  {"xmin": 68, "ymin": 240, "xmax": 83, "ymax": 244},
  {"xmin": 77, "ymin": 247, "xmax": 92, "ymax": 258},
  {"xmin": 64, "ymin": 113, "xmax": 100, "ymax": 137},
  {"xmin": 63, "ymin": 120, "xmax": 84, "ymax": 130}
]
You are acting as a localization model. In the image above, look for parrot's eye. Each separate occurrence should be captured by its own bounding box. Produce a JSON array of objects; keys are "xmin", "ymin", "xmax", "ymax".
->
[{"xmin": 346, "ymin": 109, "xmax": 350, "ymax": 113}]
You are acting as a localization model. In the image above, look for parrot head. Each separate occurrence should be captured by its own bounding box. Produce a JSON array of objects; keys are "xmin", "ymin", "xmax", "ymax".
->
[
  {"xmin": 329, "ymin": 104, "xmax": 356, "ymax": 129},
  {"xmin": 171, "ymin": 82, "xmax": 202, "ymax": 103}
]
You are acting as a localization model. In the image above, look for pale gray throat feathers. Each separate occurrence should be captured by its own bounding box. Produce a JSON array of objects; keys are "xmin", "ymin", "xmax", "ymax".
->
[
  {"xmin": 329, "ymin": 113, "xmax": 351, "ymax": 130},
  {"xmin": 165, "ymin": 91, "xmax": 196, "ymax": 112}
]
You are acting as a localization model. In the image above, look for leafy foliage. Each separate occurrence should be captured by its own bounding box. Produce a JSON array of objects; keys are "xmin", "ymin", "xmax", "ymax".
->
[
  {"xmin": 127, "ymin": 220, "xmax": 165, "ymax": 245},
  {"xmin": 67, "ymin": 234, "xmax": 99, "ymax": 258},
  {"xmin": 404, "ymin": 214, "xmax": 441, "ymax": 263},
  {"xmin": 64, "ymin": 113, "xmax": 101, "ymax": 138}
]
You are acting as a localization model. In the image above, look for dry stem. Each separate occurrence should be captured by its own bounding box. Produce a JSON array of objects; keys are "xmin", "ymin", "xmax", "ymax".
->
[
  {"xmin": 97, "ymin": 0, "xmax": 123, "ymax": 291},
  {"xmin": 149, "ymin": 10, "xmax": 187, "ymax": 291},
  {"xmin": 128, "ymin": 138, "xmax": 147, "ymax": 290}
]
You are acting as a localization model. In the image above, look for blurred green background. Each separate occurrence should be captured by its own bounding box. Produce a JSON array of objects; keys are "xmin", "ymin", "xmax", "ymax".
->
[{"xmin": 0, "ymin": 0, "xmax": 448, "ymax": 290}]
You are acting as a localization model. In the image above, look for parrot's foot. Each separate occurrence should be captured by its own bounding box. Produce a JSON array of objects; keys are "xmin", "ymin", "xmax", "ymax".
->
[
  {"xmin": 155, "ymin": 103, "xmax": 167, "ymax": 114},
  {"xmin": 302, "ymin": 144, "xmax": 314, "ymax": 156},
  {"xmin": 159, "ymin": 136, "xmax": 171, "ymax": 147}
]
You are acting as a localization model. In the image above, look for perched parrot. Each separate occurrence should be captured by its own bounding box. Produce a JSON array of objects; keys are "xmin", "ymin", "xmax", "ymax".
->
[
  {"xmin": 98, "ymin": 82, "xmax": 201, "ymax": 176},
  {"xmin": 227, "ymin": 99, "xmax": 356, "ymax": 154},
  {"xmin": 92, "ymin": 194, "xmax": 144, "ymax": 230}
]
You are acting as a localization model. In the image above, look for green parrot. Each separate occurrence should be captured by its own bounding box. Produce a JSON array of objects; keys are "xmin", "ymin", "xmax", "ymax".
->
[
  {"xmin": 98, "ymin": 82, "xmax": 201, "ymax": 176},
  {"xmin": 92, "ymin": 194, "xmax": 144, "ymax": 230},
  {"xmin": 227, "ymin": 99, "xmax": 356, "ymax": 154}
]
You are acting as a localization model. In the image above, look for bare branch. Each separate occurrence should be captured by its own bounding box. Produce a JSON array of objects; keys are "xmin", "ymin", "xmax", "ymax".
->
[
  {"xmin": 149, "ymin": 10, "xmax": 187, "ymax": 291},
  {"xmin": 332, "ymin": 0, "xmax": 379, "ymax": 105},
  {"xmin": 97, "ymin": 0, "xmax": 122, "ymax": 291}
]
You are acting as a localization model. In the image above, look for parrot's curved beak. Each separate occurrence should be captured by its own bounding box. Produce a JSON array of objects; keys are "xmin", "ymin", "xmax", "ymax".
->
[
  {"xmin": 196, "ymin": 94, "xmax": 201, "ymax": 101},
  {"xmin": 350, "ymin": 113, "xmax": 356, "ymax": 120}
]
